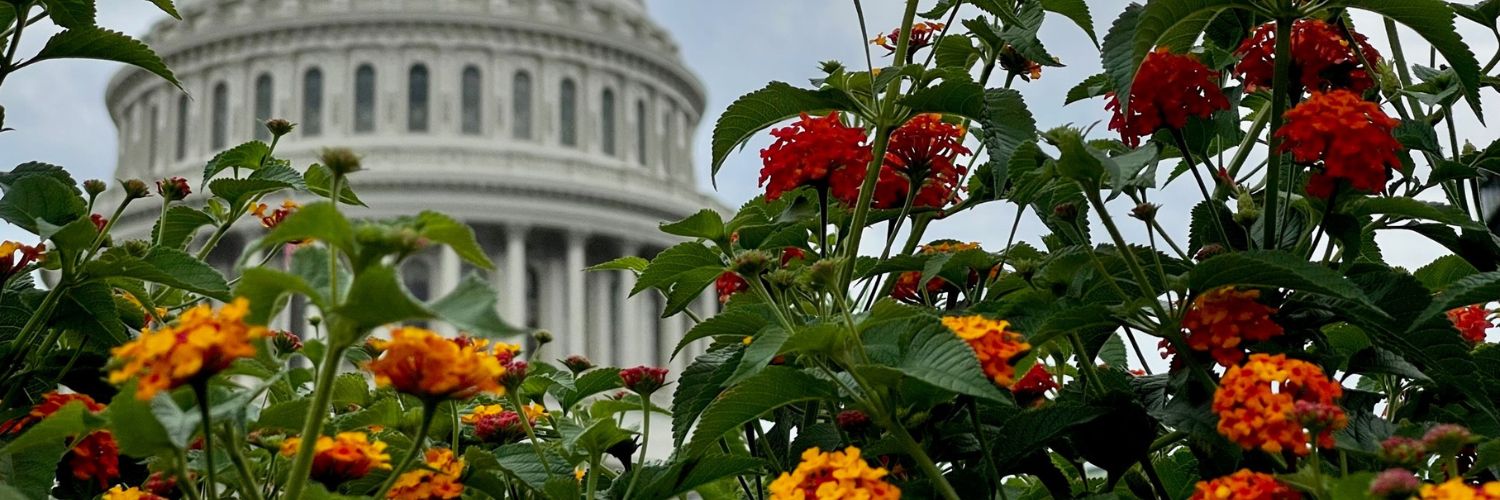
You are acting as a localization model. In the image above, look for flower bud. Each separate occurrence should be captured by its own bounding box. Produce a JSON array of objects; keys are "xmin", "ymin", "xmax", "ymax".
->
[
  {"xmin": 836, "ymin": 410, "xmax": 871, "ymax": 432},
  {"xmin": 1422, "ymin": 423, "xmax": 1473, "ymax": 458},
  {"xmin": 1462, "ymin": 140, "xmax": 1477, "ymax": 156},
  {"xmin": 144, "ymin": 472, "xmax": 179, "ymax": 498},
  {"xmin": 1378, "ymin": 436, "xmax": 1427, "ymax": 468},
  {"xmin": 1195, "ymin": 243, "xmax": 1226, "ymax": 261},
  {"xmin": 265, "ymin": 118, "xmax": 296, "ymax": 138},
  {"xmin": 499, "ymin": 360, "xmax": 528, "ymax": 391},
  {"xmin": 1368, "ymin": 468, "xmax": 1420, "ymax": 499},
  {"xmin": 1130, "ymin": 202, "xmax": 1158, "ymax": 221},
  {"xmin": 83, "ymin": 179, "xmax": 106, "ymax": 197},
  {"xmin": 1052, "ymin": 202, "xmax": 1079, "ymax": 221},
  {"xmin": 272, "ymin": 330, "xmax": 303, "ymax": 353},
  {"xmin": 562, "ymin": 355, "xmax": 595, "ymax": 374},
  {"xmin": 780, "ymin": 247, "xmax": 807, "ymax": 267},
  {"xmin": 1293, "ymin": 400, "xmax": 1345, "ymax": 434},
  {"xmin": 731, "ymin": 249, "xmax": 773, "ymax": 277},
  {"xmin": 320, "ymin": 147, "xmax": 363, "ymax": 176},
  {"xmin": 156, "ymin": 176, "xmax": 191, "ymax": 201},
  {"xmin": 765, "ymin": 268, "xmax": 797, "ymax": 289},
  {"xmin": 91, "ymin": 214, "xmax": 108, "ymax": 232},
  {"xmin": 1235, "ymin": 191, "xmax": 1261, "ymax": 225},
  {"xmin": 119, "ymin": 179, "xmax": 152, "ymax": 200},
  {"xmin": 715, "ymin": 271, "xmax": 748, "ymax": 304},
  {"xmin": 532, "ymin": 330, "xmax": 553, "ymax": 345},
  {"xmin": 619, "ymin": 365, "xmax": 668, "ymax": 395},
  {"xmin": 802, "ymin": 257, "xmax": 842, "ymax": 292}
]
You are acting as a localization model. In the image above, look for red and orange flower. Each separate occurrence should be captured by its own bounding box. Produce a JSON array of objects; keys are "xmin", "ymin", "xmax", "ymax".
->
[
  {"xmin": 768, "ymin": 446, "xmax": 901, "ymax": 500},
  {"xmin": 1183, "ymin": 287, "xmax": 1285, "ymax": 367},
  {"xmin": 870, "ymin": 21, "xmax": 945, "ymax": 53},
  {"xmin": 759, "ymin": 113, "xmax": 873, "ymax": 203},
  {"xmin": 1190, "ymin": 469, "xmax": 1302, "ymax": 499},
  {"xmin": 1213, "ymin": 353, "xmax": 1346, "ymax": 455},
  {"xmin": 891, "ymin": 241, "xmax": 984, "ymax": 303},
  {"xmin": 1419, "ymin": 478, "xmax": 1500, "ymax": 499},
  {"xmin": 102, "ymin": 486, "xmax": 166, "ymax": 500},
  {"xmin": 0, "ymin": 391, "xmax": 120, "ymax": 488},
  {"xmin": 1235, "ymin": 19, "xmax": 1381, "ymax": 94},
  {"xmin": 1447, "ymin": 304, "xmax": 1495, "ymax": 345},
  {"xmin": 108, "ymin": 297, "xmax": 265, "ymax": 400},
  {"xmin": 463, "ymin": 403, "xmax": 547, "ymax": 443},
  {"xmin": 865, "ymin": 114, "xmax": 970, "ymax": 210},
  {"xmin": 279, "ymin": 432, "xmax": 391, "ymax": 486},
  {"xmin": 252, "ymin": 199, "xmax": 300, "ymax": 230},
  {"xmin": 1275, "ymin": 89, "xmax": 1400, "ymax": 198},
  {"xmin": 387, "ymin": 448, "xmax": 465, "ymax": 500},
  {"xmin": 1107, "ymin": 48, "xmax": 1229, "ymax": 148},
  {"xmin": 366, "ymin": 327, "xmax": 507, "ymax": 402},
  {"xmin": 942, "ymin": 315, "xmax": 1031, "ymax": 387},
  {"xmin": 0, "ymin": 240, "xmax": 43, "ymax": 285}
]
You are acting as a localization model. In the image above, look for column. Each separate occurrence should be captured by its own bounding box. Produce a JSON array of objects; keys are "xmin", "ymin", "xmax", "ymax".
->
[
  {"xmin": 662, "ymin": 314, "xmax": 684, "ymax": 374},
  {"xmin": 565, "ymin": 231, "xmax": 587, "ymax": 359},
  {"xmin": 617, "ymin": 243, "xmax": 642, "ymax": 365},
  {"xmin": 504, "ymin": 224, "xmax": 528, "ymax": 328},
  {"xmin": 435, "ymin": 247, "xmax": 461, "ymax": 335},
  {"xmin": 589, "ymin": 272, "xmax": 615, "ymax": 366}
]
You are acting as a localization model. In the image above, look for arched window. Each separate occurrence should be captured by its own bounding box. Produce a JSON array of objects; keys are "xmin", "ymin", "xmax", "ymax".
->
[
  {"xmin": 254, "ymin": 73, "xmax": 273, "ymax": 141},
  {"xmin": 211, "ymin": 82, "xmax": 228, "ymax": 150},
  {"xmin": 354, "ymin": 64, "xmax": 376, "ymax": 133},
  {"xmin": 408, "ymin": 64, "xmax": 429, "ymax": 132},
  {"xmin": 303, "ymin": 68, "xmax": 323, "ymax": 137},
  {"xmin": 147, "ymin": 105, "xmax": 159, "ymax": 168},
  {"xmin": 461, "ymin": 66, "xmax": 482, "ymax": 135},
  {"xmin": 512, "ymin": 71, "xmax": 532, "ymax": 140},
  {"xmin": 175, "ymin": 94, "xmax": 190, "ymax": 161},
  {"xmin": 559, "ymin": 78, "xmax": 578, "ymax": 147},
  {"xmin": 635, "ymin": 100, "xmax": 647, "ymax": 166},
  {"xmin": 600, "ymin": 89, "xmax": 616, "ymax": 156}
]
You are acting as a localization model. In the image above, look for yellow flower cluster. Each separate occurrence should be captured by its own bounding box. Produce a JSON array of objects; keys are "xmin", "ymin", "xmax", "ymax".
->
[
  {"xmin": 108, "ymin": 298, "xmax": 265, "ymax": 400},
  {"xmin": 942, "ymin": 315, "xmax": 1032, "ymax": 387},
  {"xmin": 366, "ymin": 327, "xmax": 506, "ymax": 401},
  {"xmin": 461, "ymin": 403, "xmax": 546, "ymax": 424},
  {"xmin": 387, "ymin": 448, "xmax": 465, "ymax": 500},
  {"xmin": 279, "ymin": 432, "xmax": 391, "ymax": 485},
  {"xmin": 101, "ymin": 486, "xmax": 164, "ymax": 500},
  {"xmin": 1420, "ymin": 479, "xmax": 1500, "ymax": 499},
  {"xmin": 768, "ymin": 446, "xmax": 900, "ymax": 500}
]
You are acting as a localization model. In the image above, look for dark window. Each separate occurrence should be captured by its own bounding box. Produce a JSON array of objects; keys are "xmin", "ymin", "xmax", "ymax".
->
[
  {"xmin": 461, "ymin": 66, "xmax": 482, "ymax": 135},
  {"xmin": 408, "ymin": 64, "xmax": 429, "ymax": 132},
  {"xmin": 601, "ymin": 89, "xmax": 616, "ymax": 156},
  {"xmin": 512, "ymin": 71, "xmax": 532, "ymax": 140},
  {"xmin": 635, "ymin": 100, "xmax": 647, "ymax": 165},
  {"xmin": 354, "ymin": 64, "xmax": 376, "ymax": 133},
  {"xmin": 303, "ymin": 68, "xmax": 323, "ymax": 137},
  {"xmin": 175, "ymin": 94, "xmax": 189, "ymax": 160},
  {"xmin": 211, "ymin": 82, "xmax": 228, "ymax": 149},
  {"xmin": 147, "ymin": 105, "xmax": 159, "ymax": 168},
  {"xmin": 254, "ymin": 74, "xmax": 274, "ymax": 141},
  {"xmin": 559, "ymin": 78, "xmax": 577, "ymax": 147}
]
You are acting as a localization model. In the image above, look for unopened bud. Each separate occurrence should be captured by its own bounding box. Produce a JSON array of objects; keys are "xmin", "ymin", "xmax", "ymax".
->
[
  {"xmin": 265, "ymin": 118, "xmax": 295, "ymax": 138},
  {"xmin": 83, "ymin": 179, "xmax": 106, "ymax": 197},
  {"xmin": 1369, "ymin": 468, "xmax": 1420, "ymax": 499},
  {"xmin": 1422, "ymin": 423, "xmax": 1473, "ymax": 457},
  {"xmin": 562, "ymin": 355, "xmax": 595, "ymax": 374},
  {"xmin": 1052, "ymin": 202, "xmax": 1079, "ymax": 221},
  {"xmin": 1378, "ymin": 436, "xmax": 1427, "ymax": 469},
  {"xmin": 120, "ymin": 179, "xmax": 151, "ymax": 200},
  {"xmin": 1130, "ymin": 202, "xmax": 1158, "ymax": 221},
  {"xmin": 1235, "ymin": 191, "xmax": 1261, "ymax": 225},
  {"xmin": 320, "ymin": 147, "xmax": 363, "ymax": 176},
  {"xmin": 156, "ymin": 176, "xmax": 191, "ymax": 201},
  {"xmin": 731, "ymin": 250, "xmax": 773, "ymax": 277},
  {"xmin": 532, "ymin": 329, "xmax": 554, "ymax": 345},
  {"xmin": 1195, "ymin": 243, "xmax": 1226, "ymax": 261}
]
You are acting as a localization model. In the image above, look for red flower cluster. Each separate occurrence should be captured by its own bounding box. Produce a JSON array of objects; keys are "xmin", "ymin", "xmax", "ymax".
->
[
  {"xmin": 155, "ymin": 176, "xmax": 191, "ymax": 201},
  {"xmin": 1191, "ymin": 469, "xmax": 1302, "ymax": 499},
  {"xmin": 1107, "ymin": 48, "xmax": 1229, "ymax": 148},
  {"xmin": 1183, "ymin": 287, "xmax": 1285, "ymax": 367},
  {"xmin": 1275, "ymin": 90, "xmax": 1400, "ymax": 198},
  {"xmin": 0, "ymin": 392, "xmax": 120, "ymax": 488},
  {"xmin": 870, "ymin": 21, "xmax": 945, "ymax": 53},
  {"xmin": 1234, "ymin": 19, "xmax": 1381, "ymax": 94},
  {"xmin": 759, "ymin": 113, "xmax": 872, "ymax": 203},
  {"xmin": 716, "ymin": 271, "xmax": 748, "ymax": 304},
  {"xmin": 871, "ymin": 114, "xmax": 971, "ymax": 210},
  {"xmin": 1213, "ymin": 354, "xmax": 1346, "ymax": 455},
  {"xmin": 1011, "ymin": 364, "xmax": 1058, "ymax": 407},
  {"xmin": 890, "ymin": 241, "xmax": 984, "ymax": 303},
  {"xmin": 620, "ymin": 365, "xmax": 669, "ymax": 395},
  {"xmin": 1447, "ymin": 304, "xmax": 1495, "ymax": 344}
]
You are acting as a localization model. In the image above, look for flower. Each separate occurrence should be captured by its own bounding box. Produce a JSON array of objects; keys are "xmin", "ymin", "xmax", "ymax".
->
[
  {"xmin": 1011, "ymin": 364, "xmax": 1058, "ymax": 405},
  {"xmin": 1423, "ymin": 424, "xmax": 1474, "ymax": 457},
  {"xmin": 108, "ymin": 298, "xmax": 266, "ymax": 400},
  {"xmin": 84, "ymin": 179, "xmax": 107, "ymax": 196},
  {"xmin": 387, "ymin": 448, "xmax": 465, "ymax": 500},
  {"xmin": 891, "ymin": 241, "xmax": 984, "ymax": 303},
  {"xmin": 835, "ymin": 410, "xmax": 870, "ymax": 432},
  {"xmin": 1107, "ymin": 48, "xmax": 1229, "ymax": 148},
  {"xmin": 366, "ymin": 327, "xmax": 506, "ymax": 402},
  {"xmin": 265, "ymin": 118, "xmax": 296, "ymax": 137},
  {"xmin": 0, "ymin": 240, "xmax": 43, "ymax": 284},
  {"xmin": 1275, "ymin": 89, "xmax": 1400, "ymax": 198},
  {"xmin": 1190, "ymin": 469, "xmax": 1301, "ymax": 499},
  {"xmin": 769, "ymin": 446, "xmax": 901, "ymax": 500},
  {"xmin": 870, "ymin": 21, "xmax": 944, "ymax": 53},
  {"xmin": 759, "ymin": 113, "xmax": 873, "ymax": 202},
  {"xmin": 142, "ymin": 472, "xmax": 178, "ymax": 498},
  {"xmin": 155, "ymin": 176, "xmax": 191, "ymax": 201},
  {"xmin": 278, "ymin": 432, "xmax": 391, "ymax": 486},
  {"xmin": 1447, "ymin": 305, "xmax": 1494, "ymax": 344},
  {"xmin": 942, "ymin": 315, "xmax": 1031, "ymax": 387},
  {"xmin": 1212, "ymin": 353, "xmax": 1345, "ymax": 455},
  {"xmin": 272, "ymin": 330, "xmax": 303, "ymax": 352},
  {"xmin": 1419, "ymin": 478, "xmax": 1500, "ymax": 499},
  {"xmin": 867, "ymin": 114, "xmax": 970, "ymax": 210},
  {"xmin": 999, "ymin": 45, "xmax": 1044, "ymax": 81},
  {"xmin": 1182, "ymin": 287, "xmax": 1285, "ymax": 367},
  {"xmin": 1379, "ymin": 436, "xmax": 1428, "ymax": 469},
  {"xmin": 716, "ymin": 271, "xmax": 749, "ymax": 304},
  {"xmin": 562, "ymin": 355, "xmax": 595, "ymax": 374},
  {"xmin": 0, "ymin": 392, "xmax": 121, "ymax": 488},
  {"xmin": 1370, "ymin": 468, "xmax": 1421, "ymax": 499},
  {"xmin": 1234, "ymin": 19, "xmax": 1381, "ymax": 94},
  {"xmin": 620, "ymin": 365, "xmax": 669, "ymax": 395},
  {"xmin": 91, "ymin": 213, "xmax": 109, "ymax": 231},
  {"xmin": 102, "ymin": 486, "xmax": 166, "ymax": 500},
  {"xmin": 252, "ymin": 199, "xmax": 300, "ymax": 230},
  {"xmin": 463, "ymin": 404, "xmax": 546, "ymax": 443}
]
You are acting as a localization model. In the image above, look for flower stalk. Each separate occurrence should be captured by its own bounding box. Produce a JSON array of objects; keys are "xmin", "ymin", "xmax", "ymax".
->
[
  {"xmin": 374, "ymin": 400, "xmax": 438, "ymax": 498},
  {"xmin": 1262, "ymin": 17, "xmax": 1294, "ymax": 249}
]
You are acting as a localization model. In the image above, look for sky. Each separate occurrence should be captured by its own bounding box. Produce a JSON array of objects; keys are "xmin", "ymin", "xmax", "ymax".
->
[{"xmin": 1, "ymin": 0, "xmax": 1496, "ymax": 271}]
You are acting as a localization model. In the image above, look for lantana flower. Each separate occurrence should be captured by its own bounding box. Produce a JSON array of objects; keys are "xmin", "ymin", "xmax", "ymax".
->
[
  {"xmin": 1183, "ymin": 287, "xmax": 1285, "ymax": 367},
  {"xmin": 1447, "ymin": 304, "xmax": 1495, "ymax": 344},
  {"xmin": 620, "ymin": 365, "xmax": 669, "ymax": 395},
  {"xmin": 1213, "ymin": 353, "xmax": 1346, "ymax": 455},
  {"xmin": 1274, "ymin": 89, "xmax": 1400, "ymax": 198},
  {"xmin": 0, "ymin": 391, "xmax": 120, "ymax": 488},
  {"xmin": 768, "ymin": 446, "xmax": 901, "ymax": 500},
  {"xmin": 942, "ymin": 315, "xmax": 1031, "ymax": 387},
  {"xmin": 1234, "ymin": 19, "xmax": 1382, "ymax": 94},
  {"xmin": 1190, "ymin": 469, "xmax": 1302, "ymax": 499},
  {"xmin": 891, "ymin": 241, "xmax": 985, "ymax": 303},
  {"xmin": 386, "ymin": 448, "xmax": 466, "ymax": 500},
  {"xmin": 278, "ymin": 432, "xmax": 391, "ymax": 486},
  {"xmin": 252, "ymin": 199, "xmax": 300, "ymax": 230},
  {"xmin": 870, "ymin": 21, "xmax": 945, "ymax": 53},
  {"xmin": 102, "ymin": 486, "xmax": 166, "ymax": 500},
  {"xmin": 0, "ymin": 240, "xmax": 43, "ymax": 285},
  {"xmin": 1107, "ymin": 48, "xmax": 1229, "ymax": 148},
  {"xmin": 464, "ymin": 403, "xmax": 547, "ymax": 443},
  {"xmin": 1418, "ymin": 478, "xmax": 1500, "ymax": 499},
  {"xmin": 864, "ymin": 114, "xmax": 970, "ymax": 210},
  {"xmin": 366, "ymin": 327, "xmax": 506, "ymax": 402},
  {"xmin": 759, "ymin": 113, "xmax": 873, "ymax": 202},
  {"xmin": 108, "ymin": 297, "xmax": 265, "ymax": 400}
]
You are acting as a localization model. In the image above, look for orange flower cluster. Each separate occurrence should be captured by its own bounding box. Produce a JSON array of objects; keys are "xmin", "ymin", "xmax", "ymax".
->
[
  {"xmin": 366, "ymin": 327, "xmax": 507, "ymax": 402},
  {"xmin": 891, "ymin": 241, "xmax": 984, "ymax": 303},
  {"xmin": 1419, "ymin": 479, "xmax": 1500, "ymax": 499},
  {"xmin": 0, "ymin": 391, "xmax": 120, "ymax": 488},
  {"xmin": 1107, "ymin": 48, "xmax": 1229, "ymax": 148},
  {"xmin": 252, "ymin": 199, "xmax": 300, "ymax": 230},
  {"xmin": 759, "ymin": 113, "xmax": 872, "ymax": 203},
  {"xmin": 108, "ymin": 298, "xmax": 265, "ymax": 400},
  {"xmin": 278, "ymin": 432, "xmax": 391, "ymax": 486},
  {"xmin": 387, "ymin": 448, "xmax": 465, "ymax": 500},
  {"xmin": 1447, "ymin": 305, "xmax": 1495, "ymax": 344},
  {"xmin": 942, "ymin": 315, "xmax": 1031, "ymax": 387},
  {"xmin": 102, "ymin": 486, "xmax": 166, "ymax": 500},
  {"xmin": 870, "ymin": 21, "xmax": 945, "ymax": 53},
  {"xmin": 1235, "ymin": 19, "xmax": 1381, "ymax": 93},
  {"xmin": 0, "ymin": 240, "xmax": 43, "ymax": 284},
  {"xmin": 1183, "ymin": 287, "xmax": 1285, "ymax": 366},
  {"xmin": 768, "ymin": 447, "xmax": 901, "ymax": 500},
  {"xmin": 871, "ymin": 114, "xmax": 971, "ymax": 210},
  {"xmin": 1213, "ymin": 354, "xmax": 1346, "ymax": 455},
  {"xmin": 1275, "ymin": 90, "xmax": 1400, "ymax": 198},
  {"xmin": 1190, "ymin": 469, "xmax": 1302, "ymax": 499}
]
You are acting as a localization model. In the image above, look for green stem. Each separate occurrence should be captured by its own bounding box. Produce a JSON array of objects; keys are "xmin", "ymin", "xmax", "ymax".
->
[
  {"xmin": 622, "ymin": 393, "xmax": 654, "ymax": 499},
  {"xmin": 281, "ymin": 343, "xmax": 347, "ymax": 500},
  {"xmin": 327, "ymin": 175, "xmax": 345, "ymax": 303},
  {"xmin": 0, "ymin": 280, "xmax": 68, "ymax": 397},
  {"xmin": 175, "ymin": 449, "xmax": 203, "ymax": 500},
  {"xmin": 887, "ymin": 420, "xmax": 960, "ymax": 500},
  {"xmin": 450, "ymin": 400, "xmax": 461, "ymax": 450},
  {"xmin": 222, "ymin": 427, "xmax": 265, "ymax": 500},
  {"xmin": 1224, "ymin": 100, "xmax": 1271, "ymax": 183},
  {"xmin": 1083, "ymin": 189, "xmax": 1167, "ymax": 321},
  {"xmin": 1262, "ymin": 17, "xmax": 1294, "ymax": 250},
  {"xmin": 1068, "ymin": 333, "xmax": 1102, "ymax": 396},
  {"xmin": 509, "ymin": 392, "xmax": 554, "ymax": 482},
  {"xmin": 1309, "ymin": 450, "xmax": 1328, "ymax": 499},
  {"xmin": 1149, "ymin": 430, "xmax": 1187, "ymax": 452},
  {"xmin": 967, "ymin": 400, "xmax": 1000, "ymax": 491},
  {"xmin": 1384, "ymin": 19, "xmax": 1427, "ymax": 121},
  {"xmin": 585, "ymin": 453, "xmax": 602, "ymax": 500},
  {"xmin": 0, "ymin": 2, "xmax": 30, "ymax": 89},
  {"xmin": 374, "ymin": 401, "xmax": 438, "ymax": 499},
  {"xmin": 193, "ymin": 382, "xmax": 219, "ymax": 500}
]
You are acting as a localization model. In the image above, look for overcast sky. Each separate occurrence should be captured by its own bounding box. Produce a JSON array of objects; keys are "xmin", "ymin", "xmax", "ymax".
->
[{"xmin": 1, "ymin": 0, "xmax": 1495, "ymax": 271}]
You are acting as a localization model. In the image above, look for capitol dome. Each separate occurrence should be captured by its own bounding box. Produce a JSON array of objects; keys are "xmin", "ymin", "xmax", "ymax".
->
[{"xmin": 104, "ymin": 0, "xmax": 725, "ymax": 371}]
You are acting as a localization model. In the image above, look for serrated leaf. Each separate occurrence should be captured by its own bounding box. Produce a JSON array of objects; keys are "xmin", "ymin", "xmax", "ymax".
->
[
  {"xmin": 977, "ymin": 88, "xmax": 1038, "ymax": 195},
  {"xmin": 1001, "ymin": 0, "xmax": 1063, "ymax": 66},
  {"xmin": 233, "ymin": 267, "xmax": 327, "ymax": 325},
  {"xmin": 0, "ymin": 402, "xmax": 95, "ymax": 455},
  {"xmin": 303, "ymin": 163, "xmax": 366, "ymax": 206},
  {"xmin": 1065, "ymin": 73, "xmax": 1112, "ymax": 105},
  {"xmin": 144, "ymin": 0, "xmax": 181, "ymax": 19},
  {"xmin": 0, "ymin": 175, "xmax": 85, "ymax": 234},
  {"xmin": 675, "ymin": 306, "xmax": 771, "ymax": 357},
  {"xmin": 489, "ymin": 443, "xmax": 573, "ymax": 492},
  {"xmin": 901, "ymin": 79, "xmax": 987, "ymax": 120},
  {"xmin": 0, "ymin": 162, "xmax": 79, "ymax": 194},
  {"xmin": 627, "ymin": 457, "xmax": 765, "ymax": 500},
  {"xmin": 1414, "ymin": 254, "xmax": 1480, "ymax": 291},
  {"xmin": 1042, "ymin": 0, "xmax": 1098, "ymax": 45},
  {"xmin": 660, "ymin": 209, "xmax": 725, "ymax": 241},
  {"xmin": 335, "ymin": 264, "xmax": 433, "ymax": 331},
  {"xmin": 415, "ymin": 211, "xmax": 493, "ymax": 270},
  {"xmin": 201, "ymin": 141, "xmax": 269, "ymax": 187},
  {"xmin": 330, "ymin": 373, "xmax": 370, "ymax": 408},
  {"xmin": 1413, "ymin": 271, "xmax": 1500, "ymax": 329},
  {"xmin": 254, "ymin": 399, "xmax": 310, "ymax": 432},
  {"xmin": 151, "ymin": 205, "xmax": 215, "ymax": 250},
  {"xmin": 1343, "ymin": 0, "xmax": 1485, "ymax": 120},
  {"xmin": 428, "ymin": 272, "xmax": 517, "ymax": 337},
  {"xmin": 587, "ymin": 256, "xmax": 648, "ymax": 273},
  {"xmin": 724, "ymin": 325, "xmax": 788, "ymax": 387},
  {"xmin": 633, "ymin": 242, "xmax": 722, "ymax": 295},
  {"xmin": 104, "ymin": 382, "xmax": 180, "ymax": 457},
  {"xmin": 1190, "ymin": 251, "xmax": 1383, "ymax": 318},
  {"xmin": 684, "ymin": 366, "xmax": 837, "ymax": 456},
  {"xmin": 261, "ymin": 201, "xmax": 355, "ymax": 256},
  {"xmin": 85, "ymin": 246, "xmax": 230, "ymax": 300},
  {"xmin": 40, "ymin": 0, "xmax": 95, "ymax": 29},
  {"xmin": 933, "ymin": 34, "xmax": 977, "ymax": 70},
  {"xmin": 31, "ymin": 27, "xmax": 179, "ymax": 88},
  {"xmin": 209, "ymin": 177, "xmax": 294, "ymax": 208},
  {"xmin": 899, "ymin": 322, "xmax": 1015, "ymax": 403},
  {"xmin": 710, "ymin": 82, "xmax": 854, "ymax": 183},
  {"xmin": 1352, "ymin": 196, "xmax": 1482, "ymax": 229},
  {"xmin": 671, "ymin": 347, "xmax": 742, "ymax": 447},
  {"xmin": 557, "ymin": 368, "xmax": 623, "ymax": 411}
]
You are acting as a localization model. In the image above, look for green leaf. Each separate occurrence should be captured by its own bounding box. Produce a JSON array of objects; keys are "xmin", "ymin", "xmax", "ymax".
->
[
  {"xmin": 233, "ymin": 267, "xmax": 327, "ymax": 325},
  {"xmin": 37, "ymin": 216, "xmax": 99, "ymax": 255},
  {"xmin": 660, "ymin": 266, "xmax": 721, "ymax": 318},
  {"xmin": 303, "ymin": 163, "xmax": 366, "ymax": 206},
  {"xmin": 1107, "ymin": 0, "xmax": 1241, "ymax": 111},
  {"xmin": 151, "ymin": 205, "xmax": 215, "ymax": 249},
  {"xmin": 1395, "ymin": 119, "xmax": 1443, "ymax": 153},
  {"xmin": 31, "ymin": 27, "xmax": 179, "ymax": 88},
  {"xmin": 0, "ymin": 175, "xmax": 85, "ymax": 234},
  {"xmin": 556, "ymin": 367, "xmax": 623, "ymax": 410},
  {"xmin": 672, "ymin": 347, "xmax": 740, "ymax": 446},
  {"xmin": 104, "ymin": 383, "xmax": 182, "ymax": 457},
  {"xmin": 415, "ymin": 211, "xmax": 493, "ymax": 270},
  {"xmin": 898, "ymin": 322, "xmax": 1014, "ymax": 403},
  {"xmin": 1351, "ymin": 196, "xmax": 1483, "ymax": 229},
  {"xmin": 1413, "ymin": 271, "xmax": 1500, "ymax": 329},
  {"xmin": 560, "ymin": 415, "xmax": 632, "ymax": 455},
  {"xmin": 201, "ymin": 141, "xmax": 269, "ymax": 186},
  {"xmin": 209, "ymin": 177, "xmax": 294, "ymax": 208},
  {"xmin": 489, "ymin": 443, "xmax": 573, "ymax": 492},
  {"xmin": 57, "ymin": 281, "xmax": 126, "ymax": 345},
  {"xmin": 84, "ymin": 247, "xmax": 231, "ymax": 300},
  {"xmin": 933, "ymin": 34, "xmax": 978, "ymax": 70},
  {"xmin": 0, "ymin": 402, "xmax": 96, "ymax": 456},
  {"xmin": 428, "ymin": 272, "xmax": 518, "ymax": 338},
  {"xmin": 1001, "ymin": 0, "xmax": 1063, "ymax": 66},
  {"xmin": 143, "ymin": 0, "xmax": 180, "ymax": 19},
  {"xmin": 254, "ymin": 399, "xmax": 310, "ymax": 431},
  {"xmin": 710, "ymin": 82, "xmax": 853, "ymax": 183},
  {"xmin": 1100, "ymin": 2, "xmax": 1144, "ymax": 111},
  {"xmin": 901, "ymin": 79, "xmax": 987, "ymax": 121},
  {"xmin": 0, "ymin": 162, "xmax": 79, "ymax": 193},
  {"xmin": 262, "ymin": 201, "xmax": 356, "ymax": 256},
  {"xmin": 1189, "ymin": 251, "xmax": 1385, "ymax": 319},
  {"xmin": 628, "ymin": 457, "xmax": 765, "ymax": 500},
  {"xmin": 1342, "ymin": 0, "xmax": 1485, "ymax": 119},
  {"xmin": 725, "ymin": 325, "xmax": 788, "ymax": 386},
  {"xmin": 633, "ymin": 242, "xmax": 722, "ymax": 295},
  {"xmin": 675, "ymin": 306, "xmax": 770, "ymax": 357},
  {"xmin": 1064, "ymin": 73, "xmax": 1112, "ymax": 105},
  {"xmin": 1414, "ymin": 254, "xmax": 1480, "ymax": 291},
  {"xmin": 330, "ymin": 372, "xmax": 370, "ymax": 408},
  {"xmin": 660, "ymin": 209, "xmax": 726, "ymax": 242},
  {"xmin": 977, "ymin": 88, "xmax": 1038, "ymax": 194},
  {"xmin": 684, "ymin": 366, "xmax": 837, "ymax": 456},
  {"xmin": 1041, "ymin": 0, "xmax": 1098, "ymax": 45},
  {"xmin": 587, "ymin": 256, "xmax": 648, "ymax": 273},
  {"xmin": 334, "ymin": 264, "xmax": 432, "ymax": 330},
  {"xmin": 40, "ymin": 0, "xmax": 95, "ymax": 29}
]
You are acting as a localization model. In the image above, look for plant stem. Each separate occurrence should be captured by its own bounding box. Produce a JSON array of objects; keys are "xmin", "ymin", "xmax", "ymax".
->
[
  {"xmin": 888, "ymin": 420, "xmax": 960, "ymax": 500},
  {"xmin": 585, "ymin": 453, "xmax": 602, "ymax": 500},
  {"xmin": 1083, "ymin": 189, "xmax": 1167, "ymax": 321},
  {"xmin": 1068, "ymin": 333, "xmax": 1102, "ymax": 396},
  {"xmin": 1262, "ymin": 17, "xmax": 1294, "ymax": 250},
  {"xmin": 0, "ymin": 2, "xmax": 30, "ymax": 89},
  {"xmin": 282, "ymin": 343, "xmax": 346, "ymax": 500},
  {"xmin": 509, "ymin": 392, "xmax": 554, "ymax": 482},
  {"xmin": 326, "ymin": 175, "xmax": 345, "ymax": 303},
  {"xmin": 193, "ymin": 382, "xmax": 219, "ymax": 500},
  {"xmin": 222, "ymin": 427, "xmax": 265, "ymax": 500},
  {"xmin": 175, "ymin": 449, "xmax": 203, "ymax": 500},
  {"xmin": 1384, "ymin": 19, "xmax": 1426, "ymax": 121},
  {"xmin": 622, "ymin": 393, "xmax": 654, "ymax": 499},
  {"xmin": 375, "ymin": 400, "xmax": 438, "ymax": 499},
  {"xmin": 0, "ymin": 280, "xmax": 68, "ymax": 400},
  {"xmin": 1149, "ymin": 430, "xmax": 1187, "ymax": 452}
]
